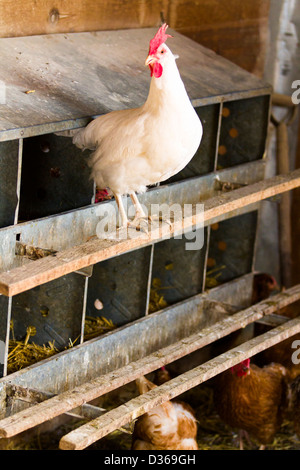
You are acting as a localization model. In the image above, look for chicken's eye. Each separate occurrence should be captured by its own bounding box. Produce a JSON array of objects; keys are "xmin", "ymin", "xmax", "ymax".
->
[{"xmin": 160, "ymin": 49, "xmax": 165, "ymax": 54}]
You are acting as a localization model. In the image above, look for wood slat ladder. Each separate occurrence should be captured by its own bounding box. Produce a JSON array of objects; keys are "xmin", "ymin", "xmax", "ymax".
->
[
  {"xmin": 60, "ymin": 316, "xmax": 300, "ymax": 450},
  {"xmin": 1, "ymin": 285, "xmax": 300, "ymax": 447},
  {"xmin": 0, "ymin": 169, "xmax": 300, "ymax": 296}
]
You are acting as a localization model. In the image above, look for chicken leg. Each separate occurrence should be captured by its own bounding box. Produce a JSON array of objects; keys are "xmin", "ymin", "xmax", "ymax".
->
[
  {"xmin": 130, "ymin": 192, "xmax": 147, "ymax": 220},
  {"xmin": 113, "ymin": 192, "xmax": 129, "ymax": 228},
  {"xmin": 112, "ymin": 191, "xmax": 148, "ymax": 233},
  {"xmin": 239, "ymin": 429, "xmax": 253, "ymax": 450},
  {"xmin": 113, "ymin": 190, "xmax": 173, "ymax": 235}
]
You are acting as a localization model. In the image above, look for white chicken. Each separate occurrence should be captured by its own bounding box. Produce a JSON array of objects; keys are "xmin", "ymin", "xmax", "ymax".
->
[{"xmin": 73, "ymin": 24, "xmax": 202, "ymax": 229}]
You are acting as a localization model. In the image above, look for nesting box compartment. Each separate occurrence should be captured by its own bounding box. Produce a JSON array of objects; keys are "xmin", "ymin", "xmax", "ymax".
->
[
  {"xmin": 0, "ymin": 28, "xmax": 300, "ymax": 448},
  {"xmin": 19, "ymin": 134, "xmax": 94, "ymax": 221}
]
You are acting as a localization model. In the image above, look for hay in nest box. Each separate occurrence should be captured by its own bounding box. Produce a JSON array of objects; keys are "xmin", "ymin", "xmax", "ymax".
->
[
  {"xmin": 7, "ymin": 324, "xmax": 59, "ymax": 374},
  {"xmin": 7, "ymin": 316, "xmax": 116, "ymax": 373},
  {"xmin": 83, "ymin": 315, "xmax": 116, "ymax": 340},
  {"xmin": 148, "ymin": 277, "xmax": 169, "ymax": 313},
  {"xmin": 205, "ymin": 265, "xmax": 226, "ymax": 289}
]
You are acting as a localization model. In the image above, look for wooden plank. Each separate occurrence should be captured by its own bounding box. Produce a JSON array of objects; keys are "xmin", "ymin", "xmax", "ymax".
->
[
  {"xmin": 291, "ymin": 114, "xmax": 300, "ymax": 286},
  {"xmin": 276, "ymin": 122, "xmax": 293, "ymax": 287},
  {"xmin": 169, "ymin": 0, "xmax": 270, "ymax": 76},
  {"xmin": 0, "ymin": 1, "xmax": 165, "ymax": 38},
  {"xmin": 59, "ymin": 316, "xmax": 300, "ymax": 450},
  {"xmin": 0, "ymin": 169, "xmax": 300, "ymax": 297},
  {"xmin": 1, "ymin": 284, "xmax": 300, "ymax": 439},
  {"xmin": 0, "ymin": 28, "xmax": 270, "ymax": 141}
]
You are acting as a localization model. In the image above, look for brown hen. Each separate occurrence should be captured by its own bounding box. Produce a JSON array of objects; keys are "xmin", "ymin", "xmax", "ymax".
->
[
  {"xmin": 258, "ymin": 334, "xmax": 300, "ymax": 381},
  {"xmin": 252, "ymin": 273, "xmax": 300, "ymax": 380},
  {"xmin": 214, "ymin": 359, "xmax": 288, "ymax": 449},
  {"xmin": 288, "ymin": 374, "xmax": 300, "ymax": 438},
  {"xmin": 252, "ymin": 273, "xmax": 279, "ymax": 304}
]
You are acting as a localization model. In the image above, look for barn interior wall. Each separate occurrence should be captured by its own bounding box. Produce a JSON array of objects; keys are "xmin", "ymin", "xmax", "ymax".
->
[{"xmin": 255, "ymin": 0, "xmax": 300, "ymax": 287}]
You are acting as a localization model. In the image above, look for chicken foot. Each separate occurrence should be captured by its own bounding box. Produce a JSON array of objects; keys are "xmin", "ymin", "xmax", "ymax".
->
[
  {"xmin": 130, "ymin": 192, "xmax": 149, "ymax": 224},
  {"xmin": 238, "ymin": 429, "xmax": 253, "ymax": 450},
  {"xmin": 113, "ymin": 191, "xmax": 173, "ymax": 236},
  {"xmin": 130, "ymin": 192, "xmax": 174, "ymax": 229}
]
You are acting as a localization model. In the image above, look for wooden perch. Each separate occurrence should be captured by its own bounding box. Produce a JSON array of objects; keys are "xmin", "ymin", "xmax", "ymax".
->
[
  {"xmin": 272, "ymin": 93, "xmax": 296, "ymax": 108},
  {"xmin": 1, "ymin": 284, "xmax": 300, "ymax": 440},
  {"xmin": 1, "ymin": 169, "xmax": 300, "ymax": 297},
  {"xmin": 275, "ymin": 122, "xmax": 293, "ymax": 288},
  {"xmin": 271, "ymin": 93, "xmax": 298, "ymax": 287},
  {"xmin": 59, "ymin": 316, "xmax": 300, "ymax": 450}
]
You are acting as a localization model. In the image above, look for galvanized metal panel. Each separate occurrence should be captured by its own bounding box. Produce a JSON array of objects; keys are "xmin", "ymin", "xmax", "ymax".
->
[
  {"xmin": 0, "ymin": 274, "xmax": 254, "ymax": 393},
  {"xmin": 207, "ymin": 210, "xmax": 258, "ymax": 286},
  {"xmin": 0, "ymin": 296, "xmax": 10, "ymax": 378},
  {"xmin": 11, "ymin": 273, "xmax": 86, "ymax": 349},
  {"xmin": 217, "ymin": 95, "xmax": 271, "ymax": 169},
  {"xmin": 151, "ymin": 228, "xmax": 208, "ymax": 305},
  {"xmin": 18, "ymin": 134, "xmax": 94, "ymax": 221},
  {"xmin": 86, "ymin": 246, "xmax": 152, "ymax": 326},
  {"xmin": 0, "ymin": 140, "xmax": 19, "ymax": 228}
]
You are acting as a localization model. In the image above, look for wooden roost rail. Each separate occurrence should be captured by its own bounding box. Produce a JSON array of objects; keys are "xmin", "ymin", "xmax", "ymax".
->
[{"xmin": 0, "ymin": 169, "xmax": 300, "ymax": 297}]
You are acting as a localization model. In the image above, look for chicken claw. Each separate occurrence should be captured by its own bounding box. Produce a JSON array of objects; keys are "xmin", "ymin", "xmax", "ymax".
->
[{"xmin": 127, "ymin": 217, "xmax": 149, "ymax": 234}]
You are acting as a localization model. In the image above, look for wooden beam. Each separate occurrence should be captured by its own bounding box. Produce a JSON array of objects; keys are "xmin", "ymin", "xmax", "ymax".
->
[
  {"xmin": 276, "ymin": 122, "xmax": 293, "ymax": 287},
  {"xmin": 59, "ymin": 316, "xmax": 300, "ymax": 450},
  {"xmin": 0, "ymin": 169, "xmax": 300, "ymax": 297},
  {"xmin": 0, "ymin": 0, "xmax": 165, "ymax": 38},
  {"xmin": 1, "ymin": 284, "xmax": 300, "ymax": 439}
]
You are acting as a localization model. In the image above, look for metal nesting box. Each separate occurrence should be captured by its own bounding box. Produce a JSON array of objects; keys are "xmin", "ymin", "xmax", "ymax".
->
[{"xmin": 0, "ymin": 28, "xmax": 300, "ymax": 448}]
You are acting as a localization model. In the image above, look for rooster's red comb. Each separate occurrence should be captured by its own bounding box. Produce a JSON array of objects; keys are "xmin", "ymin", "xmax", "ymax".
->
[{"xmin": 149, "ymin": 23, "xmax": 173, "ymax": 55}]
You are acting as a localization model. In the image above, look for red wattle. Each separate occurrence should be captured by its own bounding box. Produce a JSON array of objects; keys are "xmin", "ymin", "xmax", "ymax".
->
[
  {"xmin": 148, "ymin": 62, "xmax": 163, "ymax": 78},
  {"xmin": 153, "ymin": 62, "xmax": 163, "ymax": 78}
]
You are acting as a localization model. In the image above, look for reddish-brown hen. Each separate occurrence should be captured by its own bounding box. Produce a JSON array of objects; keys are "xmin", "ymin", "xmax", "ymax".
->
[
  {"xmin": 154, "ymin": 366, "xmax": 172, "ymax": 385},
  {"xmin": 289, "ymin": 374, "xmax": 300, "ymax": 437},
  {"xmin": 252, "ymin": 272, "xmax": 300, "ymax": 380},
  {"xmin": 258, "ymin": 335, "xmax": 300, "ymax": 381},
  {"xmin": 132, "ymin": 375, "xmax": 198, "ymax": 450},
  {"xmin": 214, "ymin": 359, "xmax": 288, "ymax": 449},
  {"xmin": 252, "ymin": 273, "xmax": 279, "ymax": 304}
]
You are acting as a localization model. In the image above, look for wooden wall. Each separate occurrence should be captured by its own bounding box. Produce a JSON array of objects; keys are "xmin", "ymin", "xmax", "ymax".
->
[{"xmin": 0, "ymin": 0, "xmax": 270, "ymax": 76}]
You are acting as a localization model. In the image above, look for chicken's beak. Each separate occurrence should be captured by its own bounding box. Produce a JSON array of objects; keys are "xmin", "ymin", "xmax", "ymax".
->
[{"xmin": 145, "ymin": 55, "xmax": 156, "ymax": 66}]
